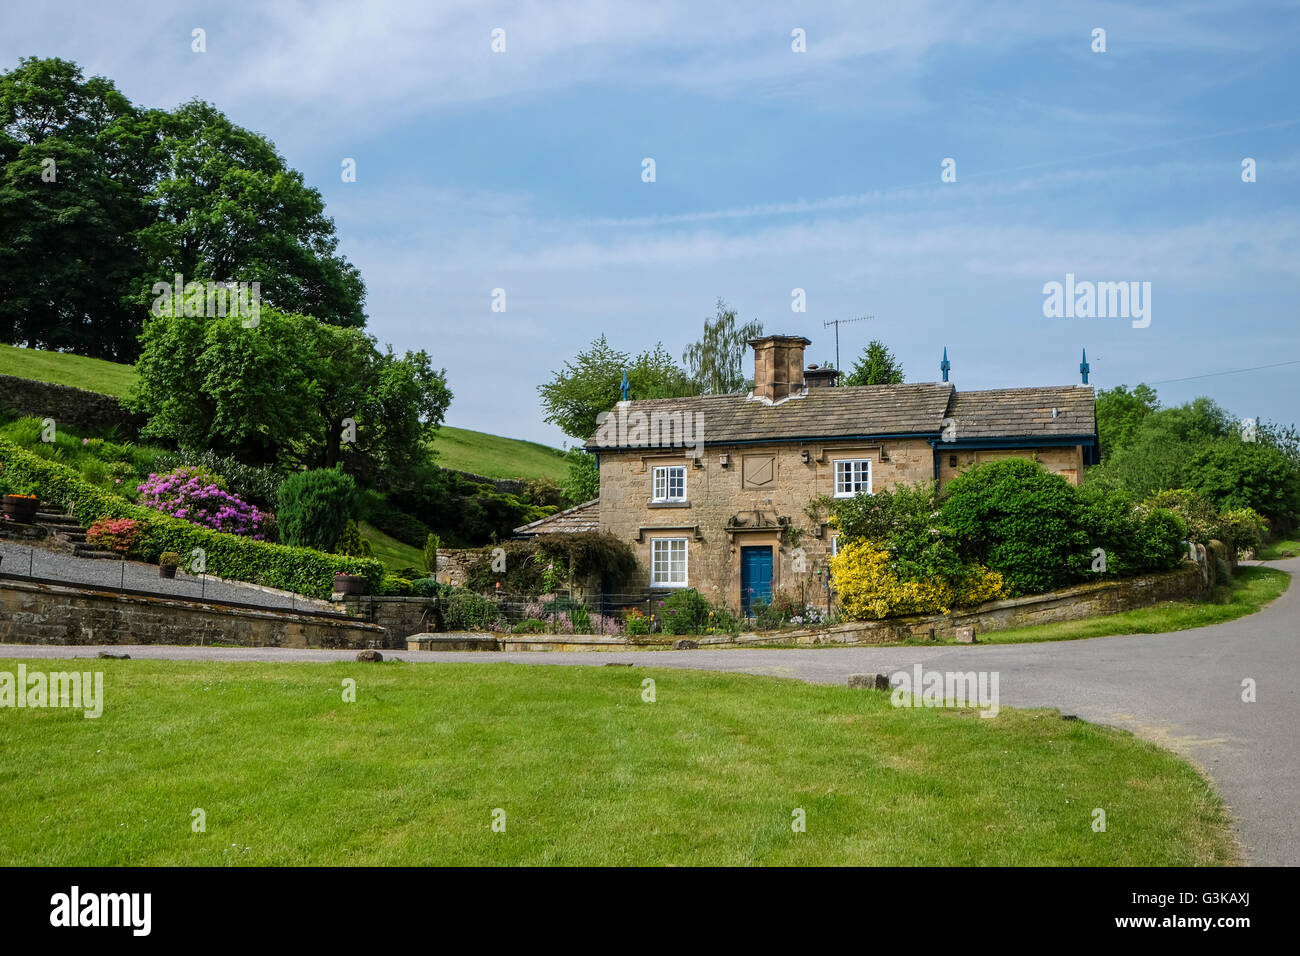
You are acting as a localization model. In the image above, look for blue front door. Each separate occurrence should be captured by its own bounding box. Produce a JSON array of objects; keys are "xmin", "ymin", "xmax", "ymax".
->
[{"xmin": 741, "ymin": 546, "xmax": 773, "ymax": 615}]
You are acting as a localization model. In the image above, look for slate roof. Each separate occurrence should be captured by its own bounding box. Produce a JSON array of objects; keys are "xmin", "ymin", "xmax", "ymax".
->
[
  {"xmin": 944, "ymin": 386, "xmax": 1096, "ymax": 440},
  {"xmin": 583, "ymin": 383, "xmax": 956, "ymax": 449},
  {"xmin": 513, "ymin": 498, "xmax": 600, "ymax": 536},
  {"xmin": 583, "ymin": 383, "xmax": 1095, "ymax": 449}
]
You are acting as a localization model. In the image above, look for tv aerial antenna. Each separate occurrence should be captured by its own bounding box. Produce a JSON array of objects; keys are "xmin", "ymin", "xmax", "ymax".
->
[{"xmin": 823, "ymin": 315, "xmax": 874, "ymax": 373}]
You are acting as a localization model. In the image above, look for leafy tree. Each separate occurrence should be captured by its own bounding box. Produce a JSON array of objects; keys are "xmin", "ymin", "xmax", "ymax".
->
[
  {"xmin": 1187, "ymin": 440, "xmax": 1300, "ymax": 521},
  {"xmin": 842, "ymin": 340, "xmax": 904, "ymax": 386},
  {"xmin": 1095, "ymin": 383, "xmax": 1159, "ymax": 458},
  {"xmin": 130, "ymin": 305, "xmax": 449, "ymax": 480},
  {"xmin": 131, "ymin": 99, "xmax": 365, "ymax": 328},
  {"xmin": 560, "ymin": 448, "xmax": 600, "ymax": 503},
  {"xmin": 0, "ymin": 57, "xmax": 155, "ymax": 359},
  {"xmin": 277, "ymin": 468, "xmax": 357, "ymax": 552},
  {"xmin": 0, "ymin": 59, "xmax": 366, "ymax": 360},
  {"xmin": 682, "ymin": 298, "xmax": 763, "ymax": 394},
  {"xmin": 1088, "ymin": 396, "xmax": 1237, "ymax": 498},
  {"xmin": 538, "ymin": 335, "xmax": 697, "ymax": 441}
]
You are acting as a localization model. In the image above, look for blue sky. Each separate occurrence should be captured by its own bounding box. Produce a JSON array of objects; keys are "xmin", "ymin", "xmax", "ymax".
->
[{"xmin": 4, "ymin": 1, "xmax": 1298, "ymax": 446}]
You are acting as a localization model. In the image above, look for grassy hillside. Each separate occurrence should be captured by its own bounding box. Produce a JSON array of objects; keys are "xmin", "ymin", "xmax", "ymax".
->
[
  {"xmin": 0, "ymin": 343, "xmax": 137, "ymax": 398},
  {"xmin": 0, "ymin": 345, "xmax": 567, "ymax": 481},
  {"xmin": 429, "ymin": 425, "xmax": 567, "ymax": 482}
]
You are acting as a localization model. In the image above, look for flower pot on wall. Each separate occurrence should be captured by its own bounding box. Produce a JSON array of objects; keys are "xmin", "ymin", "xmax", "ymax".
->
[
  {"xmin": 334, "ymin": 573, "xmax": 368, "ymax": 596},
  {"xmin": 2, "ymin": 494, "xmax": 38, "ymax": 524},
  {"xmin": 159, "ymin": 565, "xmax": 177, "ymax": 579}
]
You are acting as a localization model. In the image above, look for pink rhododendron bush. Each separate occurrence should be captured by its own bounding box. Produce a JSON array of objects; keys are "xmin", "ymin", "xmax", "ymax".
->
[{"xmin": 137, "ymin": 466, "xmax": 266, "ymax": 538}]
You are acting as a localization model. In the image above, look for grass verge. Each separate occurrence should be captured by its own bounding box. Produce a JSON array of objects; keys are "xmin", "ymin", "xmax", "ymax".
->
[
  {"xmin": 0, "ymin": 343, "xmax": 137, "ymax": 398},
  {"xmin": 429, "ymin": 425, "xmax": 567, "ymax": 482},
  {"xmin": 1257, "ymin": 538, "xmax": 1300, "ymax": 561},
  {"xmin": 970, "ymin": 566, "xmax": 1289, "ymax": 646},
  {"xmin": 0, "ymin": 659, "xmax": 1236, "ymax": 866},
  {"xmin": 359, "ymin": 521, "xmax": 426, "ymax": 573}
]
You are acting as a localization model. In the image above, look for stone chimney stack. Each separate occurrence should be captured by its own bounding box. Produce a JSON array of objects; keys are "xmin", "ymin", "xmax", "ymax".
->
[
  {"xmin": 749, "ymin": 335, "xmax": 811, "ymax": 402},
  {"xmin": 804, "ymin": 363, "xmax": 840, "ymax": 388}
]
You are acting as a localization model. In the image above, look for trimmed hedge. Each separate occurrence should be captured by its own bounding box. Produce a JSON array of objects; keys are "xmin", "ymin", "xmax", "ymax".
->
[{"xmin": 0, "ymin": 438, "xmax": 382, "ymax": 598}]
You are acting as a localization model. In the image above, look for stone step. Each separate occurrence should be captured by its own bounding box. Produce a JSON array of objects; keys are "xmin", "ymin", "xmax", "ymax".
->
[
  {"xmin": 63, "ymin": 532, "xmax": 88, "ymax": 543},
  {"xmin": 72, "ymin": 545, "xmax": 120, "ymax": 560},
  {"xmin": 35, "ymin": 512, "xmax": 81, "ymax": 526}
]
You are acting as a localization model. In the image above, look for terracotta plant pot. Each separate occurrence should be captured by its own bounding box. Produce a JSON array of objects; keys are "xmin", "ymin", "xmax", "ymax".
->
[
  {"xmin": 2, "ymin": 494, "xmax": 38, "ymax": 524},
  {"xmin": 334, "ymin": 573, "xmax": 368, "ymax": 596}
]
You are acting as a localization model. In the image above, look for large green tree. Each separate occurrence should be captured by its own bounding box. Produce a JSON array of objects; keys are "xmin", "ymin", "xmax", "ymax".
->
[
  {"xmin": 682, "ymin": 298, "xmax": 763, "ymax": 394},
  {"xmin": 132, "ymin": 99, "xmax": 365, "ymax": 328},
  {"xmin": 0, "ymin": 57, "xmax": 155, "ymax": 359},
  {"xmin": 1094, "ymin": 383, "xmax": 1159, "ymax": 458},
  {"xmin": 129, "ymin": 305, "xmax": 449, "ymax": 483},
  {"xmin": 842, "ymin": 340, "xmax": 904, "ymax": 386},
  {"xmin": 538, "ymin": 334, "xmax": 697, "ymax": 442},
  {"xmin": 0, "ymin": 58, "xmax": 366, "ymax": 361}
]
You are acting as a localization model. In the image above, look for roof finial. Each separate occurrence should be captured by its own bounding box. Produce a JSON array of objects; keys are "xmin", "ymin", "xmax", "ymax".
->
[
  {"xmin": 940, "ymin": 346, "xmax": 950, "ymax": 383},
  {"xmin": 620, "ymin": 370, "xmax": 630, "ymax": 402},
  {"xmin": 1080, "ymin": 348, "xmax": 1090, "ymax": 385}
]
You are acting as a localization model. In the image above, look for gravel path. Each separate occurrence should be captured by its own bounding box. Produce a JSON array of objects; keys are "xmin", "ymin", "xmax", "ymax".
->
[{"xmin": 0, "ymin": 539, "xmax": 332, "ymax": 611}]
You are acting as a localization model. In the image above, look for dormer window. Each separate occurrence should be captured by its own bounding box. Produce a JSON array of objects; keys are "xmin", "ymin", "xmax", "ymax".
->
[{"xmin": 652, "ymin": 465, "xmax": 686, "ymax": 502}]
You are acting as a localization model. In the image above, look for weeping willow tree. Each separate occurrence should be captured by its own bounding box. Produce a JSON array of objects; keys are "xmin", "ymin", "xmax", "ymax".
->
[{"xmin": 682, "ymin": 298, "xmax": 764, "ymax": 395}]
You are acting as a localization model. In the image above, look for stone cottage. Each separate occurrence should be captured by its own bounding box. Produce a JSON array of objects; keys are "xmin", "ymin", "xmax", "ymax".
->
[{"xmin": 518, "ymin": 335, "xmax": 1098, "ymax": 613}]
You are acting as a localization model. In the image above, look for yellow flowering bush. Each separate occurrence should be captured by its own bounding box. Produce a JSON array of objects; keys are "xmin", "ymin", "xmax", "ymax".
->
[{"xmin": 829, "ymin": 539, "xmax": 1007, "ymax": 620}]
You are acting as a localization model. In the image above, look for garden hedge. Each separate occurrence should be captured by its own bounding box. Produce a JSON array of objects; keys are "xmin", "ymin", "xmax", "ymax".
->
[{"xmin": 0, "ymin": 438, "xmax": 382, "ymax": 598}]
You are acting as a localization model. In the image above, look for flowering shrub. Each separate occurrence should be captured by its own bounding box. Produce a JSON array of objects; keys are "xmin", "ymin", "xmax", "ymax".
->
[
  {"xmin": 830, "ymin": 539, "xmax": 1007, "ymax": 620},
  {"xmin": 137, "ymin": 467, "xmax": 265, "ymax": 538},
  {"xmin": 624, "ymin": 607, "xmax": 652, "ymax": 635},
  {"xmin": 86, "ymin": 517, "xmax": 142, "ymax": 555}
]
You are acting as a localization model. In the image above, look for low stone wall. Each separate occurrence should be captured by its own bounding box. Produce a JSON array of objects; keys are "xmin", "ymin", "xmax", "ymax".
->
[
  {"xmin": 0, "ymin": 375, "xmax": 146, "ymax": 436},
  {"xmin": 0, "ymin": 576, "xmax": 388, "ymax": 648},
  {"xmin": 434, "ymin": 549, "xmax": 476, "ymax": 587},
  {"xmin": 726, "ymin": 562, "xmax": 1209, "ymax": 646},
  {"xmin": 341, "ymin": 595, "xmax": 440, "ymax": 636}
]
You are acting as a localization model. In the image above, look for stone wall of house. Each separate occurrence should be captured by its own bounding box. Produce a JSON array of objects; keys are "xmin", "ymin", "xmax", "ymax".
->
[
  {"xmin": 0, "ymin": 577, "xmax": 389, "ymax": 647},
  {"xmin": 0, "ymin": 375, "xmax": 145, "ymax": 437},
  {"xmin": 936, "ymin": 444, "xmax": 1084, "ymax": 488},
  {"xmin": 597, "ymin": 438, "xmax": 1089, "ymax": 611},
  {"xmin": 597, "ymin": 437, "xmax": 937, "ymax": 610}
]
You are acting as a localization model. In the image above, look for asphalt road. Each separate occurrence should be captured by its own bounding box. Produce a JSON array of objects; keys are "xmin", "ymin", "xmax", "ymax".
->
[{"xmin": 4, "ymin": 558, "xmax": 1296, "ymax": 865}]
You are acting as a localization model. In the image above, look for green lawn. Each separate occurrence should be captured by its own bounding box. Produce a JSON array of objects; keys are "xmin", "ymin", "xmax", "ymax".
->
[
  {"xmin": 430, "ymin": 425, "xmax": 567, "ymax": 482},
  {"xmin": 359, "ymin": 521, "xmax": 426, "ymax": 573},
  {"xmin": 0, "ymin": 343, "xmax": 137, "ymax": 398},
  {"xmin": 0, "ymin": 660, "xmax": 1235, "ymax": 866}
]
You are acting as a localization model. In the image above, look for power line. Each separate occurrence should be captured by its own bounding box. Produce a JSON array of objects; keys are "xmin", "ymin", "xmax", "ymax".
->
[{"xmin": 1146, "ymin": 359, "xmax": 1300, "ymax": 386}]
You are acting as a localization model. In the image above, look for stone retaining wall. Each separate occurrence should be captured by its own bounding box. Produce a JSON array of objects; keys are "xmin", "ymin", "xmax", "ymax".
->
[
  {"xmin": 0, "ymin": 576, "xmax": 389, "ymax": 648},
  {"xmin": 0, "ymin": 375, "xmax": 146, "ymax": 436},
  {"xmin": 726, "ymin": 561, "xmax": 1209, "ymax": 646}
]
